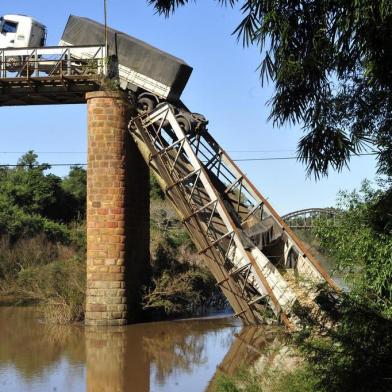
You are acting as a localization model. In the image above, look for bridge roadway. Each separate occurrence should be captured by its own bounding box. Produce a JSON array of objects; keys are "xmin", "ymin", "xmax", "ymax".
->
[{"xmin": 0, "ymin": 45, "xmax": 106, "ymax": 106}]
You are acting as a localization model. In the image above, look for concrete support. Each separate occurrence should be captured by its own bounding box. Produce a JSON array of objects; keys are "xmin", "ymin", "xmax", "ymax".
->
[{"xmin": 85, "ymin": 91, "xmax": 150, "ymax": 326}]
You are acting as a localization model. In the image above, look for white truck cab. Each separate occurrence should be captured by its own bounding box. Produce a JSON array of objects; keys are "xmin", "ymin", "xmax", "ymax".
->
[{"xmin": 0, "ymin": 14, "xmax": 46, "ymax": 49}]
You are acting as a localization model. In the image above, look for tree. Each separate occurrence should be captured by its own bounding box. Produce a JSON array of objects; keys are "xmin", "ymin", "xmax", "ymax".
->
[
  {"xmin": 2, "ymin": 151, "xmax": 61, "ymax": 218},
  {"xmin": 0, "ymin": 153, "xmax": 86, "ymax": 240},
  {"xmin": 148, "ymin": 0, "xmax": 392, "ymax": 179},
  {"xmin": 61, "ymin": 166, "xmax": 87, "ymax": 219},
  {"xmin": 314, "ymin": 182, "xmax": 392, "ymax": 317}
]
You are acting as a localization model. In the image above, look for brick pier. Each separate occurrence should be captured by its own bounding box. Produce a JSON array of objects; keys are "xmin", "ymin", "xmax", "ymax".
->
[{"xmin": 85, "ymin": 91, "xmax": 150, "ymax": 326}]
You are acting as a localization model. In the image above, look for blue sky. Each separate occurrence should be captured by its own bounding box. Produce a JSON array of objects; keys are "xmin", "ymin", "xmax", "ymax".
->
[{"xmin": 1, "ymin": 0, "xmax": 377, "ymax": 214}]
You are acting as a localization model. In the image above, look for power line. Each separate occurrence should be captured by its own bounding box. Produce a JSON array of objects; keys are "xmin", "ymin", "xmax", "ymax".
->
[
  {"xmin": 227, "ymin": 149, "xmax": 295, "ymax": 153},
  {"xmin": 232, "ymin": 152, "xmax": 378, "ymax": 162},
  {"xmin": 0, "ymin": 151, "xmax": 86, "ymax": 154},
  {"xmin": 0, "ymin": 152, "xmax": 377, "ymax": 168},
  {"xmin": 0, "ymin": 163, "xmax": 87, "ymax": 168}
]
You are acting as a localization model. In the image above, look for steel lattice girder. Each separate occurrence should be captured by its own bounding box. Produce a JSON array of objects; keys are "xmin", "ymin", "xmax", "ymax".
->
[{"xmin": 129, "ymin": 104, "xmax": 338, "ymax": 328}]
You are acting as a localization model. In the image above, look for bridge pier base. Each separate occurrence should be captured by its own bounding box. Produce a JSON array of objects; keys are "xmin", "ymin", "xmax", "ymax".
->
[{"xmin": 85, "ymin": 91, "xmax": 150, "ymax": 326}]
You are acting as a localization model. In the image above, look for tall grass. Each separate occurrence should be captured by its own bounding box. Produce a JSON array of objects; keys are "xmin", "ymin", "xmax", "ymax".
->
[{"xmin": 0, "ymin": 234, "xmax": 85, "ymax": 323}]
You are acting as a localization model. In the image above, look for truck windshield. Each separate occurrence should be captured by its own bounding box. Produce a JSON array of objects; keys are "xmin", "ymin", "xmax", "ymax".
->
[{"xmin": 1, "ymin": 20, "xmax": 18, "ymax": 34}]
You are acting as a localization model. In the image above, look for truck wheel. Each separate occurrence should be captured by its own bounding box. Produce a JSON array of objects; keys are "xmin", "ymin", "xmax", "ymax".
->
[
  {"xmin": 191, "ymin": 113, "xmax": 207, "ymax": 124},
  {"xmin": 137, "ymin": 93, "xmax": 159, "ymax": 113},
  {"xmin": 175, "ymin": 114, "xmax": 191, "ymax": 133}
]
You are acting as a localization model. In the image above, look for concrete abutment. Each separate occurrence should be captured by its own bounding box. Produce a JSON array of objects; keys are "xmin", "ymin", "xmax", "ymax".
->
[{"xmin": 85, "ymin": 91, "xmax": 150, "ymax": 326}]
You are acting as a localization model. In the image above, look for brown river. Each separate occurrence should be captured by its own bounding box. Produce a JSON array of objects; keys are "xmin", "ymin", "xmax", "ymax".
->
[{"xmin": 0, "ymin": 307, "xmax": 289, "ymax": 392}]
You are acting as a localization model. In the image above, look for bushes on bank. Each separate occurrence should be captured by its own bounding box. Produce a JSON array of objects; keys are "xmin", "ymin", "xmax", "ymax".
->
[
  {"xmin": 147, "ymin": 196, "xmax": 226, "ymax": 317},
  {"xmin": 0, "ymin": 152, "xmax": 88, "ymax": 322},
  {"xmin": 0, "ymin": 234, "xmax": 85, "ymax": 323},
  {"xmin": 314, "ymin": 181, "xmax": 392, "ymax": 317}
]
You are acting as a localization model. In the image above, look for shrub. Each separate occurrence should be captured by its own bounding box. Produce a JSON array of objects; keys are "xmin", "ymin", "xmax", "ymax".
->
[{"xmin": 314, "ymin": 181, "xmax": 392, "ymax": 317}]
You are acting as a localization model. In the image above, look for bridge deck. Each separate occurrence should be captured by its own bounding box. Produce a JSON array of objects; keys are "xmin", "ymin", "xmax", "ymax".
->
[
  {"xmin": 0, "ymin": 75, "xmax": 101, "ymax": 106},
  {"xmin": 0, "ymin": 45, "xmax": 106, "ymax": 106}
]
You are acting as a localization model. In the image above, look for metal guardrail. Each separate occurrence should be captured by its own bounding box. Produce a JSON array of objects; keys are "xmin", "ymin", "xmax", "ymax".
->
[
  {"xmin": 0, "ymin": 45, "xmax": 106, "ymax": 78},
  {"xmin": 0, "ymin": 45, "xmax": 107, "ymax": 106}
]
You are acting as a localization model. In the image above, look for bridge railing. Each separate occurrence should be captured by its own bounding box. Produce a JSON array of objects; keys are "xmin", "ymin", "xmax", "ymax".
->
[{"xmin": 0, "ymin": 45, "xmax": 107, "ymax": 79}]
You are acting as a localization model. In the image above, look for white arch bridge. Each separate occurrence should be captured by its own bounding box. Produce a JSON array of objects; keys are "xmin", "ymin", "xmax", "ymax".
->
[{"xmin": 282, "ymin": 208, "xmax": 340, "ymax": 229}]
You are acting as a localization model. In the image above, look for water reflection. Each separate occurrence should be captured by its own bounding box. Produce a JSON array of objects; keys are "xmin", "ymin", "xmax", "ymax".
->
[
  {"xmin": 0, "ymin": 307, "xmax": 297, "ymax": 392},
  {"xmin": 208, "ymin": 325, "xmax": 298, "ymax": 391},
  {"xmin": 0, "ymin": 308, "xmax": 241, "ymax": 392},
  {"xmin": 0, "ymin": 307, "xmax": 85, "ymax": 391}
]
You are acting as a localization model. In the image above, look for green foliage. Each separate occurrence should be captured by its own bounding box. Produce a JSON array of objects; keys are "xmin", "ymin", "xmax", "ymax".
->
[
  {"xmin": 314, "ymin": 181, "xmax": 392, "ymax": 316},
  {"xmin": 213, "ymin": 364, "xmax": 319, "ymax": 392},
  {"xmin": 147, "ymin": 198, "xmax": 224, "ymax": 316},
  {"xmin": 150, "ymin": 172, "xmax": 165, "ymax": 200},
  {"xmin": 293, "ymin": 296, "xmax": 392, "ymax": 392},
  {"xmin": 143, "ymin": 266, "xmax": 216, "ymax": 315},
  {"xmin": 145, "ymin": 232, "xmax": 220, "ymax": 315},
  {"xmin": 269, "ymin": 366, "xmax": 319, "ymax": 392},
  {"xmin": 0, "ymin": 152, "xmax": 87, "ymax": 241},
  {"xmin": 17, "ymin": 256, "xmax": 85, "ymax": 323},
  {"xmin": 0, "ymin": 152, "xmax": 62, "ymax": 219},
  {"xmin": 214, "ymin": 368, "xmax": 263, "ymax": 392},
  {"xmin": 214, "ymin": 299, "xmax": 392, "ymax": 392},
  {"xmin": 149, "ymin": 0, "xmax": 392, "ymax": 179},
  {"xmin": 0, "ymin": 152, "xmax": 87, "ymax": 322},
  {"xmin": 0, "ymin": 198, "xmax": 70, "ymax": 243},
  {"xmin": 61, "ymin": 165, "xmax": 87, "ymax": 220}
]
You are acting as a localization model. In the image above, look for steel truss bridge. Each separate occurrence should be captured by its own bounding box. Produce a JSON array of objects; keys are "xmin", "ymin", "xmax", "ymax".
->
[
  {"xmin": 0, "ymin": 46, "xmax": 339, "ymax": 329},
  {"xmin": 282, "ymin": 208, "xmax": 340, "ymax": 229}
]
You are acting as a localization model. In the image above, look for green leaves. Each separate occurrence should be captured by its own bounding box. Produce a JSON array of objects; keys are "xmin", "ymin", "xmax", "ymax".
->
[
  {"xmin": 0, "ymin": 152, "xmax": 87, "ymax": 241},
  {"xmin": 148, "ymin": 0, "xmax": 392, "ymax": 179},
  {"xmin": 314, "ymin": 181, "xmax": 392, "ymax": 316}
]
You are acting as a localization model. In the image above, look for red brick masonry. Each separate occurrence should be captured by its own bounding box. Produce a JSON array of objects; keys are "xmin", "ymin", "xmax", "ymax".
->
[{"xmin": 85, "ymin": 91, "xmax": 150, "ymax": 326}]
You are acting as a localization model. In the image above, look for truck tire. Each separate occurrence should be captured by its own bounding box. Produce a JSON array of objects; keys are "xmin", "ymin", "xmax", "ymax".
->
[
  {"xmin": 175, "ymin": 114, "xmax": 191, "ymax": 133},
  {"xmin": 137, "ymin": 93, "xmax": 159, "ymax": 113}
]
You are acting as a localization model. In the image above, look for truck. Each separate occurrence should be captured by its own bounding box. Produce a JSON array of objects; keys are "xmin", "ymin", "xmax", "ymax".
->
[
  {"xmin": 0, "ymin": 15, "xmax": 46, "ymax": 48},
  {"xmin": 0, "ymin": 14, "xmax": 194, "ymax": 125}
]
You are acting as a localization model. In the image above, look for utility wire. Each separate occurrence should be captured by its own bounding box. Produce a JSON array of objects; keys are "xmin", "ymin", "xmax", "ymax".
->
[
  {"xmin": 233, "ymin": 152, "xmax": 378, "ymax": 162},
  {"xmin": 0, "ymin": 151, "xmax": 86, "ymax": 154},
  {"xmin": 227, "ymin": 149, "xmax": 295, "ymax": 153},
  {"xmin": 0, "ymin": 163, "xmax": 87, "ymax": 168},
  {"xmin": 0, "ymin": 152, "xmax": 378, "ymax": 168}
]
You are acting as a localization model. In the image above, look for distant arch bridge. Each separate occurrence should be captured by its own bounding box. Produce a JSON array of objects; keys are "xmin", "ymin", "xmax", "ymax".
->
[{"xmin": 282, "ymin": 208, "xmax": 340, "ymax": 229}]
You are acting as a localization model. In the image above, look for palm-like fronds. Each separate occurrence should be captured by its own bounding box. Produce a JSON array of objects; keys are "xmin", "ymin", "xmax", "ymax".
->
[{"xmin": 147, "ymin": 0, "xmax": 392, "ymax": 179}]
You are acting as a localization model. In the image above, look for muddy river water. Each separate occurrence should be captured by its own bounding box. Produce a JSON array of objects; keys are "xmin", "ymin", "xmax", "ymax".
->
[{"xmin": 0, "ymin": 307, "xmax": 289, "ymax": 392}]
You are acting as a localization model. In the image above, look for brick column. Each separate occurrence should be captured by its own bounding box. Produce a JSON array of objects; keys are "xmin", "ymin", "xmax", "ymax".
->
[{"xmin": 85, "ymin": 91, "xmax": 150, "ymax": 326}]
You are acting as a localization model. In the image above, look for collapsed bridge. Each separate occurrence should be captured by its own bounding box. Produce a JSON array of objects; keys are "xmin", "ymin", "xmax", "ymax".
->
[{"xmin": 0, "ymin": 15, "xmax": 339, "ymax": 329}]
